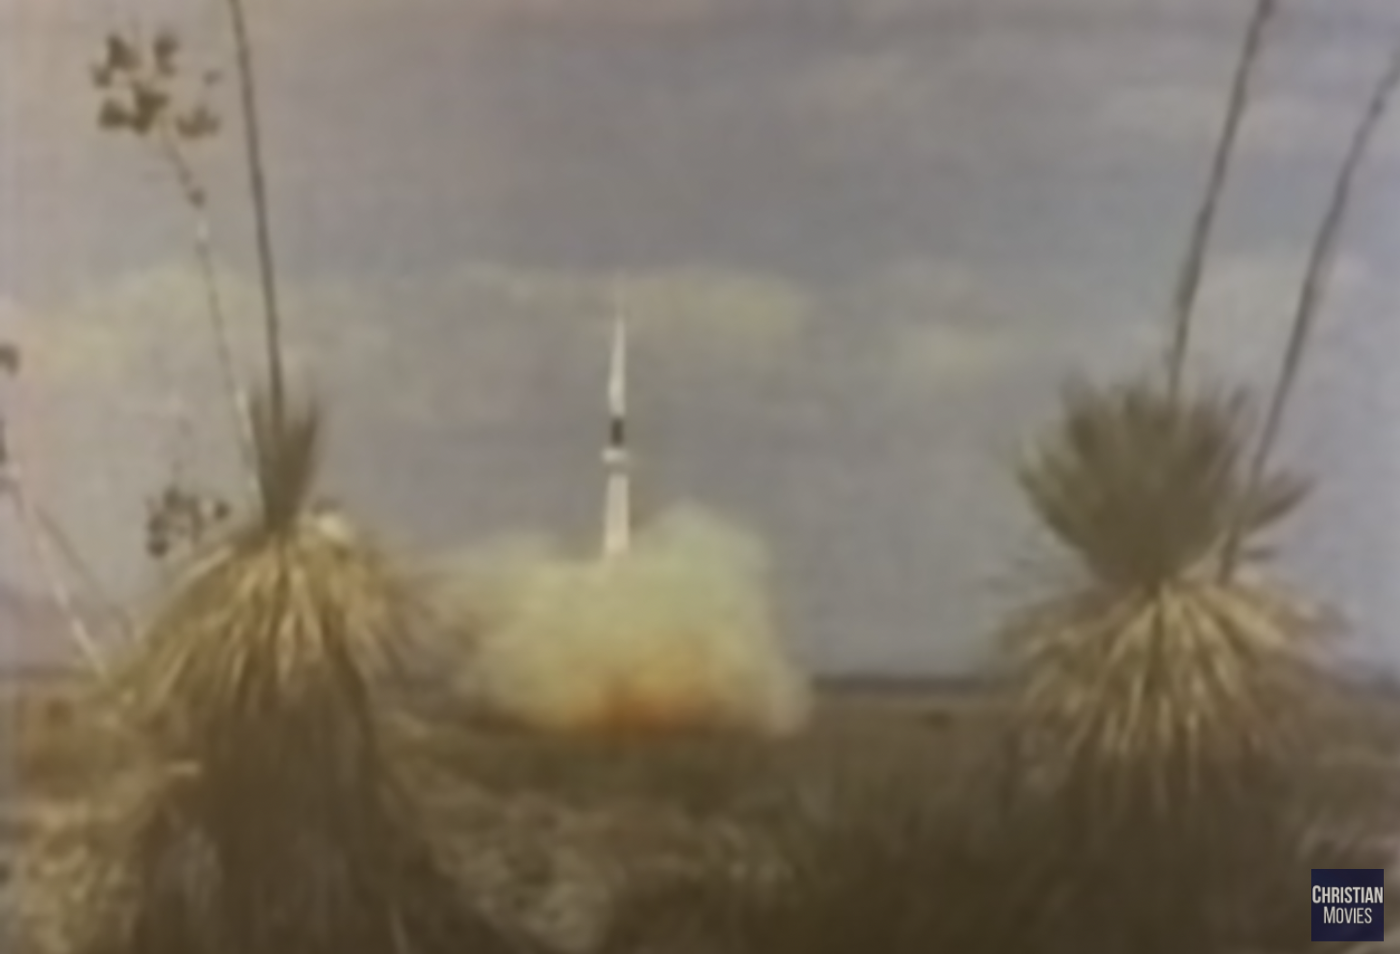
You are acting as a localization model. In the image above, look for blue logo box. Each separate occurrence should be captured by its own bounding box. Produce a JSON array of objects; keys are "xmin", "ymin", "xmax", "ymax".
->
[{"xmin": 1313, "ymin": 869, "xmax": 1384, "ymax": 942}]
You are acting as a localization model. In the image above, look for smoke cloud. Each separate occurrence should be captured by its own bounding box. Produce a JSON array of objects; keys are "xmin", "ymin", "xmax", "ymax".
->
[{"xmin": 429, "ymin": 504, "xmax": 812, "ymax": 737}]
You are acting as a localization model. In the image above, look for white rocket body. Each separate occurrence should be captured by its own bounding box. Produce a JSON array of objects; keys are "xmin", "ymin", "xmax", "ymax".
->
[{"xmin": 602, "ymin": 315, "xmax": 632, "ymax": 558}]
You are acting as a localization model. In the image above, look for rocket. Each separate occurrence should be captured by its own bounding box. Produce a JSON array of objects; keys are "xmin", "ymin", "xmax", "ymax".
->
[{"xmin": 601, "ymin": 305, "xmax": 632, "ymax": 558}]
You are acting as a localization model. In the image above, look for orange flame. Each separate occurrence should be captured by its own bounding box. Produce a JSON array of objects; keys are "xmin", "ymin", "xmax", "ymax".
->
[
  {"xmin": 584, "ymin": 682, "xmax": 716, "ymax": 735},
  {"xmin": 511, "ymin": 666, "xmax": 739, "ymax": 737}
]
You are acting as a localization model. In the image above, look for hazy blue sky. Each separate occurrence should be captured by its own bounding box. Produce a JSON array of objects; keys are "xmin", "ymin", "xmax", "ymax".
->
[{"xmin": 3, "ymin": 0, "xmax": 1400, "ymax": 672}]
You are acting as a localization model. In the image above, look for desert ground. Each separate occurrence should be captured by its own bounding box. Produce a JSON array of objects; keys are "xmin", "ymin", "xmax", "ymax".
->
[
  {"xmin": 3, "ymin": 673, "xmax": 1398, "ymax": 953},
  {"xmin": 0, "ymin": 675, "xmax": 990, "ymax": 949}
]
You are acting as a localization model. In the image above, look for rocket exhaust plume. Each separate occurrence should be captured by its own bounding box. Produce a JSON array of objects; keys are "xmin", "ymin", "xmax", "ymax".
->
[
  {"xmin": 429, "ymin": 313, "xmax": 810, "ymax": 737},
  {"xmin": 432, "ymin": 505, "xmax": 812, "ymax": 737}
]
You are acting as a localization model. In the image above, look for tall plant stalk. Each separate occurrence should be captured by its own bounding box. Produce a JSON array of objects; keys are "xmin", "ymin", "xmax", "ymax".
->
[
  {"xmin": 1220, "ymin": 43, "xmax": 1400, "ymax": 579},
  {"xmin": 155, "ymin": 125, "xmax": 259, "ymax": 499},
  {"xmin": 94, "ymin": 26, "xmax": 258, "ymax": 510},
  {"xmin": 224, "ymin": 0, "xmax": 288, "ymax": 448},
  {"xmin": 0, "ymin": 353, "xmax": 121, "ymax": 668},
  {"xmin": 1165, "ymin": 0, "xmax": 1278, "ymax": 403},
  {"xmin": 32, "ymin": 503, "xmax": 135, "ymax": 642},
  {"xmin": 4, "ymin": 470, "xmax": 108, "ymax": 672}
]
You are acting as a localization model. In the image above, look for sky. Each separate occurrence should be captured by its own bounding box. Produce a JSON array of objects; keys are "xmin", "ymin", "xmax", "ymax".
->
[{"xmin": 2, "ymin": 0, "xmax": 1400, "ymax": 673}]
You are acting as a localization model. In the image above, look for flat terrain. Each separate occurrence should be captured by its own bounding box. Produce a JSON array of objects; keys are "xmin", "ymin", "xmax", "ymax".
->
[
  {"xmin": 4, "ymin": 675, "xmax": 1400, "ymax": 953},
  {"xmin": 0, "ymin": 683, "xmax": 996, "ymax": 951}
]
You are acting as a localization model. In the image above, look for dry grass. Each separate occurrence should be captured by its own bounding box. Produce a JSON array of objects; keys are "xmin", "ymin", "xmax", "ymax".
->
[
  {"xmin": 411, "ymin": 695, "xmax": 976, "ymax": 815},
  {"xmin": 5, "ymin": 679, "xmax": 129, "ymax": 800},
  {"xmin": 594, "ymin": 706, "xmax": 1399, "ymax": 954},
  {"xmin": 8, "ymin": 678, "xmax": 1400, "ymax": 954},
  {"xmin": 6, "ymin": 688, "xmax": 980, "ymax": 953}
]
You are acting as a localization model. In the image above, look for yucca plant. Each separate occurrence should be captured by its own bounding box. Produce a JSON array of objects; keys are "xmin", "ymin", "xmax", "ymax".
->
[
  {"xmin": 973, "ymin": 24, "xmax": 1400, "ymax": 950},
  {"xmin": 984, "ymin": 376, "xmax": 1383, "ymax": 953},
  {"xmin": 17, "ymin": 392, "xmax": 527, "ymax": 954},
  {"xmin": 1007, "ymin": 378, "xmax": 1320, "ymax": 785},
  {"xmin": 20, "ymin": 3, "xmax": 527, "ymax": 950}
]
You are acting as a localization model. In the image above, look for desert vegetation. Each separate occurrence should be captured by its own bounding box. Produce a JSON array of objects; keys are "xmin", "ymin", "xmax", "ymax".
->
[{"xmin": 5, "ymin": 1, "xmax": 1400, "ymax": 953}]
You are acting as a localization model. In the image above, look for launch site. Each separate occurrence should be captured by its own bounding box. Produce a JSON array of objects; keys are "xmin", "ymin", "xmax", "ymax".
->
[{"xmin": 3, "ymin": 0, "xmax": 1400, "ymax": 952}]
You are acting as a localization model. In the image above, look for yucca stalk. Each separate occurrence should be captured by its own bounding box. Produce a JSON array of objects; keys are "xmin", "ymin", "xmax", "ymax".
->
[
  {"xmin": 1220, "ymin": 40, "xmax": 1400, "ymax": 579},
  {"xmin": 92, "ymin": 26, "xmax": 258, "ymax": 494},
  {"xmin": 222, "ymin": 0, "xmax": 288, "ymax": 445},
  {"xmin": 1, "ymin": 350, "xmax": 122, "ymax": 667},
  {"xmin": 38, "ymin": 391, "xmax": 523, "ymax": 954},
  {"xmin": 4, "ymin": 461, "xmax": 109, "ymax": 671},
  {"xmin": 1165, "ymin": 0, "xmax": 1278, "ymax": 402}
]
